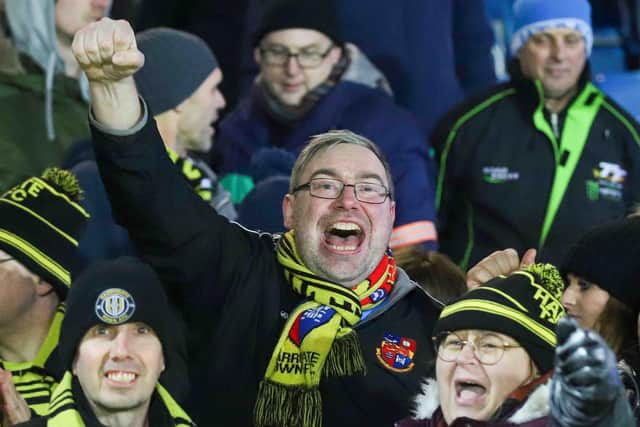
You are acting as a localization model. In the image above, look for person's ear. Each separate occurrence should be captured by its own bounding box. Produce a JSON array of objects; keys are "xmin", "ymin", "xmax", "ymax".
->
[
  {"xmin": 282, "ymin": 194, "xmax": 295, "ymax": 230},
  {"xmin": 254, "ymin": 47, "xmax": 262, "ymax": 66},
  {"xmin": 327, "ymin": 45, "xmax": 342, "ymax": 67},
  {"xmin": 36, "ymin": 279, "xmax": 55, "ymax": 297}
]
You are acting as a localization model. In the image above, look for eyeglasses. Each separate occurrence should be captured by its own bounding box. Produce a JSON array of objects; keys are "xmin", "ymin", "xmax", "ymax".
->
[
  {"xmin": 0, "ymin": 257, "xmax": 13, "ymax": 264},
  {"xmin": 292, "ymin": 178, "xmax": 390, "ymax": 204},
  {"xmin": 259, "ymin": 44, "xmax": 335, "ymax": 68},
  {"xmin": 433, "ymin": 331, "xmax": 522, "ymax": 365}
]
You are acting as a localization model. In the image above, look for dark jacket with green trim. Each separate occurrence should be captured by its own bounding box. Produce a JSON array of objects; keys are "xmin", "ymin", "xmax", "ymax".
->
[
  {"xmin": 432, "ymin": 62, "xmax": 640, "ymax": 269},
  {"xmin": 88, "ymin": 105, "xmax": 442, "ymax": 427}
]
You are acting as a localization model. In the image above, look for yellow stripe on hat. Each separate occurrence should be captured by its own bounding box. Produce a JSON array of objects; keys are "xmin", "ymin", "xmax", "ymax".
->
[
  {"xmin": 473, "ymin": 286, "xmax": 529, "ymax": 312},
  {"xmin": 31, "ymin": 178, "xmax": 90, "ymax": 218},
  {"xmin": 0, "ymin": 198, "xmax": 81, "ymax": 246},
  {"xmin": 440, "ymin": 299, "xmax": 556, "ymax": 346},
  {"xmin": 0, "ymin": 229, "xmax": 70, "ymax": 286}
]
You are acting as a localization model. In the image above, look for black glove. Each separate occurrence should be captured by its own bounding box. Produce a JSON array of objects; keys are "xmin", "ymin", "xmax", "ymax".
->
[{"xmin": 550, "ymin": 316, "xmax": 622, "ymax": 426}]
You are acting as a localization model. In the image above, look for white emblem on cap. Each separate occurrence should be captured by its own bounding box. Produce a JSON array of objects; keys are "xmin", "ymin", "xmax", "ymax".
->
[{"xmin": 95, "ymin": 288, "xmax": 136, "ymax": 324}]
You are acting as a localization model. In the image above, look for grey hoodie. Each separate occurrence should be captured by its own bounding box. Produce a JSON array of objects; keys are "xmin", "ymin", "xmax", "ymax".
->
[{"xmin": 4, "ymin": 0, "xmax": 102, "ymax": 140}]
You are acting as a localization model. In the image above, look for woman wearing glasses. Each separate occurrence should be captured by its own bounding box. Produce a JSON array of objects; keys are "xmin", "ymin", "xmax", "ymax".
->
[{"xmin": 397, "ymin": 264, "xmax": 635, "ymax": 426}]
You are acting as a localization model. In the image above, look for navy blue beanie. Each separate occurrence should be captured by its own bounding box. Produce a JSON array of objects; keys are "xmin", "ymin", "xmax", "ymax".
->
[
  {"xmin": 57, "ymin": 257, "xmax": 179, "ymax": 370},
  {"xmin": 253, "ymin": 0, "xmax": 343, "ymax": 46},
  {"xmin": 511, "ymin": 0, "xmax": 592, "ymax": 56},
  {"xmin": 134, "ymin": 28, "xmax": 219, "ymax": 115}
]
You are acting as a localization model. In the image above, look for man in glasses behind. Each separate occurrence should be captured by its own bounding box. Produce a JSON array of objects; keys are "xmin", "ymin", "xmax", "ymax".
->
[
  {"xmin": 398, "ymin": 264, "xmax": 636, "ymax": 427},
  {"xmin": 214, "ymin": 0, "xmax": 438, "ymax": 257}
]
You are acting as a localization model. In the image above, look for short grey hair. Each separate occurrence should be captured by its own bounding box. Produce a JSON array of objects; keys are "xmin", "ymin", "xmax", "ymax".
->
[{"xmin": 289, "ymin": 130, "xmax": 394, "ymax": 200}]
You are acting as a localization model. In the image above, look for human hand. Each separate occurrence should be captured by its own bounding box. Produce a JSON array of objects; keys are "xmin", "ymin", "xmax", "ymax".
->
[
  {"xmin": 550, "ymin": 316, "xmax": 621, "ymax": 426},
  {"xmin": 465, "ymin": 248, "xmax": 536, "ymax": 289},
  {"xmin": 71, "ymin": 17, "xmax": 144, "ymax": 83},
  {"xmin": 0, "ymin": 369, "xmax": 30, "ymax": 426}
]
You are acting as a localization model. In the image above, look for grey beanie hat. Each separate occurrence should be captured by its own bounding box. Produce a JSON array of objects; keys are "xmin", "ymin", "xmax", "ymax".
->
[{"xmin": 134, "ymin": 27, "xmax": 219, "ymax": 115}]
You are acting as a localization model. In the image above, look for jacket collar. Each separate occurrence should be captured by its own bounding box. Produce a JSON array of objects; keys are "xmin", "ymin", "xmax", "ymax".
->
[{"xmin": 411, "ymin": 378, "xmax": 550, "ymax": 424}]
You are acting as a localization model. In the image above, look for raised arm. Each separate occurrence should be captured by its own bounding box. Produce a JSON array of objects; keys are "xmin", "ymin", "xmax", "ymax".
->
[{"xmin": 71, "ymin": 18, "xmax": 144, "ymax": 130}]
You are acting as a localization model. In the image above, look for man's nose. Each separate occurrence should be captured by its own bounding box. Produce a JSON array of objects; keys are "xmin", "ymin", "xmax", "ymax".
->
[
  {"xmin": 335, "ymin": 184, "xmax": 359, "ymax": 208},
  {"xmin": 285, "ymin": 55, "xmax": 302, "ymax": 75},
  {"xmin": 551, "ymin": 41, "xmax": 568, "ymax": 60},
  {"xmin": 110, "ymin": 330, "xmax": 133, "ymax": 358}
]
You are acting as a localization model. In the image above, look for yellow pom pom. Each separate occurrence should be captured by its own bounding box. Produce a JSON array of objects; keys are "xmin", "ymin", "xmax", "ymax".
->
[
  {"xmin": 41, "ymin": 168, "xmax": 84, "ymax": 201},
  {"xmin": 525, "ymin": 263, "xmax": 564, "ymax": 299}
]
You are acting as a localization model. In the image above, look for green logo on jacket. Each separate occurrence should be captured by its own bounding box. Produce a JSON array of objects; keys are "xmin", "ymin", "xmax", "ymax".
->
[{"xmin": 482, "ymin": 166, "xmax": 520, "ymax": 184}]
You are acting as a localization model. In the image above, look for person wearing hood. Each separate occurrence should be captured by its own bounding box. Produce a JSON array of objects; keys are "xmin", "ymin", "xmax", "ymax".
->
[
  {"xmin": 432, "ymin": 0, "xmax": 640, "ymax": 270},
  {"xmin": 0, "ymin": 0, "xmax": 109, "ymax": 191},
  {"xmin": 213, "ymin": 0, "xmax": 439, "ymax": 257},
  {"xmin": 397, "ymin": 264, "xmax": 635, "ymax": 427}
]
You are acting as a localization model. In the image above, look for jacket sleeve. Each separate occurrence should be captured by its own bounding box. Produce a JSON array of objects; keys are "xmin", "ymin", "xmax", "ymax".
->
[{"xmin": 90, "ymin": 105, "xmax": 273, "ymax": 308}]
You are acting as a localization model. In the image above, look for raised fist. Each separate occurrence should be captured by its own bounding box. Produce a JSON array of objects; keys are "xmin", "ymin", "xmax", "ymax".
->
[
  {"xmin": 71, "ymin": 17, "xmax": 144, "ymax": 83},
  {"xmin": 550, "ymin": 316, "xmax": 623, "ymax": 426}
]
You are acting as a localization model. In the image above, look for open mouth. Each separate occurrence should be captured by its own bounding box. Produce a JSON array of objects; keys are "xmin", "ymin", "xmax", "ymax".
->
[
  {"xmin": 105, "ymin": 370, "xmax": 138, "ymax": 385},
  {"xmin": 324, "ymin": 222, "xmax": 364, "ymax": 252},
  {"xmin": 455, "ymin": 380, "xmax": 487, "ymax": 404}
]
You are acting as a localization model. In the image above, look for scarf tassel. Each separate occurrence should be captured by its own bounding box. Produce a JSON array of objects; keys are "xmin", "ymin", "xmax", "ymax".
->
[
  {"xmin": 323, "ymin": 331, "xmax": 367, "ymax": 377},
  {"xmin": 254, "ymin": 380, "xmax": 322, "ymax": 427}
]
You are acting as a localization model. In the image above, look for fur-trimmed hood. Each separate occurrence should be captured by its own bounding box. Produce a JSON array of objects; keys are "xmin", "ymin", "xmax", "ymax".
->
[{"xmin": 410, "ymin": 379, "xmax": 550, "ymax": 425}]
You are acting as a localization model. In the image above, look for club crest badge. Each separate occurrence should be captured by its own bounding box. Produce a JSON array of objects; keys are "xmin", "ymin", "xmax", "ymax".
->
[
  {"xmin": 376, "ymin": 333, "xmax": 416, "ymax": 372},
  {"xmin": 95, "ymin": 288, "xmax": 136, "ymax": 324}
]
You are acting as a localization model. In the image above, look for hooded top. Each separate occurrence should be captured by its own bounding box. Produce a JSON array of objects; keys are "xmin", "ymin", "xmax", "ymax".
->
[{"xmin": 3, "ymin": 0, "xmax": 103, "ymax": 140}]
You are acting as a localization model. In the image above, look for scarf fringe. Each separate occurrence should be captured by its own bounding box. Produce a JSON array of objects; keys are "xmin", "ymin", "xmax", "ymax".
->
[
  {"xmin": 323, "ymin": 331, "xmax": 367, "ymax": 377},
  {"xmin": 254, "ymin": 380, "xmax": 322, "ymax": 427}
]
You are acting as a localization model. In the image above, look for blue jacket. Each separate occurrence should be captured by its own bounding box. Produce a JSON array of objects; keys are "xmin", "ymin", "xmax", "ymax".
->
[
  {"xmin": 335, "ymin": 0, "xmax": 496, "ymax": 136},
  {"xmin": 217, "ymin": 49, "xmax": 438, "ymax": 250}
]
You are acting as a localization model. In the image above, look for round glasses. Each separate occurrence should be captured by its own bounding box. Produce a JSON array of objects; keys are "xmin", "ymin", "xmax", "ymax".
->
[
  {"xmin": 292, "ymin": 178, "xmax": 390, "ymax": 204},
  {"xmin": 259, "ymin": 44, "xmax": 335, "ymax": 68},
  {"xmin": 433, "ymin": 331, "xmax": 522, "ymax": 365}
]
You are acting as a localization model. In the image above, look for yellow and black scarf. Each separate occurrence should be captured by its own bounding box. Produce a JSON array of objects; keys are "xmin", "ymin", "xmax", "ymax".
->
[
  {"xmin": 254, "ymin": 231, "xmax": 396, "ymax": 427},
  {"xmin": 47, "ymin": 372, "xmax": 194, "ymax": 426}
]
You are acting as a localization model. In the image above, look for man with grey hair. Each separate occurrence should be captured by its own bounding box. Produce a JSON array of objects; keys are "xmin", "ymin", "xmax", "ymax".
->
[{"xmin": 71, "ymin": 17, "xmax": 441, "ymax": 427}]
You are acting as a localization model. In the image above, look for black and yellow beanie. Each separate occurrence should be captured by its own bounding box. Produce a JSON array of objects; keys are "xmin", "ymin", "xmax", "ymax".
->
[
  {"xmin": 0, "ymin": 168, "xmax": 89, "ymax": 299},
  {"xmin": 58, "ymin": 257, "xmax": 189, "ymax": 400},
  {"xmin": 433, "ymin": 264, "xmax": 565, "ymax": 373}
]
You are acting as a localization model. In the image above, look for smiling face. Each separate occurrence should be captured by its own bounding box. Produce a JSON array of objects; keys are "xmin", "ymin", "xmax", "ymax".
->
[
  {"xmin": 561, "ymin": 274, "xmax": 610, "ymax": 329},
  {"xmin": 176, "ymin": 68, "xmax": 226, "ymax": 153},
  {"xmin": 255, "ymin": 28, "xmax": 341, "ymax": 107},
  {"xmin": 436, "ymin": 329, "xmax": 535, "ymax": 424},
  {"xmin": 518, "ymin": 28, "xmax": 586, "ymax": 105},
  {"xmin": 72, "ymin": 322, "xmax": 165, "ymax": 417},
  {"xmin": 282, "ymin": 143, "xmax": 395, "ymax": 287}
]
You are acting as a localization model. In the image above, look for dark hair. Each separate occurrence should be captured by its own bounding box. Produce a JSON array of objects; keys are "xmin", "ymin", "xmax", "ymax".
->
[
  {"xmin": 401, "ymin": 250, "xmax": 466, "ymax": 304},
  {"xmin": 595, "ymin": 296, "xmax": 640, "ymax": 368}
]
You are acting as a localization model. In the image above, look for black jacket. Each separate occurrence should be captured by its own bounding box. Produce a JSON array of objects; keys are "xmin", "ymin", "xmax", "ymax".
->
[
  {"xmin": 89, "ymin": 110, "xmax": 442, "ymax": 427},
  {"xmin": 432, "ymin": 62, "xmax": 640, "ymax": 269}
]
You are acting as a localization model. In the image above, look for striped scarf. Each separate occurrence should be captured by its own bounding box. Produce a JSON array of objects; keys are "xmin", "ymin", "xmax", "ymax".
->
[
  {"xmin": 254, "ymin": 230, "xmax": 396, "ymax": 427},
  {"xmin": 47, "ymin": 372, "xmax": 194, "ymax": 426}
]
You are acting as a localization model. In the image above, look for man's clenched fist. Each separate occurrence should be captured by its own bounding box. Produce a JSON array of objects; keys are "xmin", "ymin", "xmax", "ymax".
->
[{"xmin": 72, "ymin": 17, "xmax": 144, "ymax": 83}]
